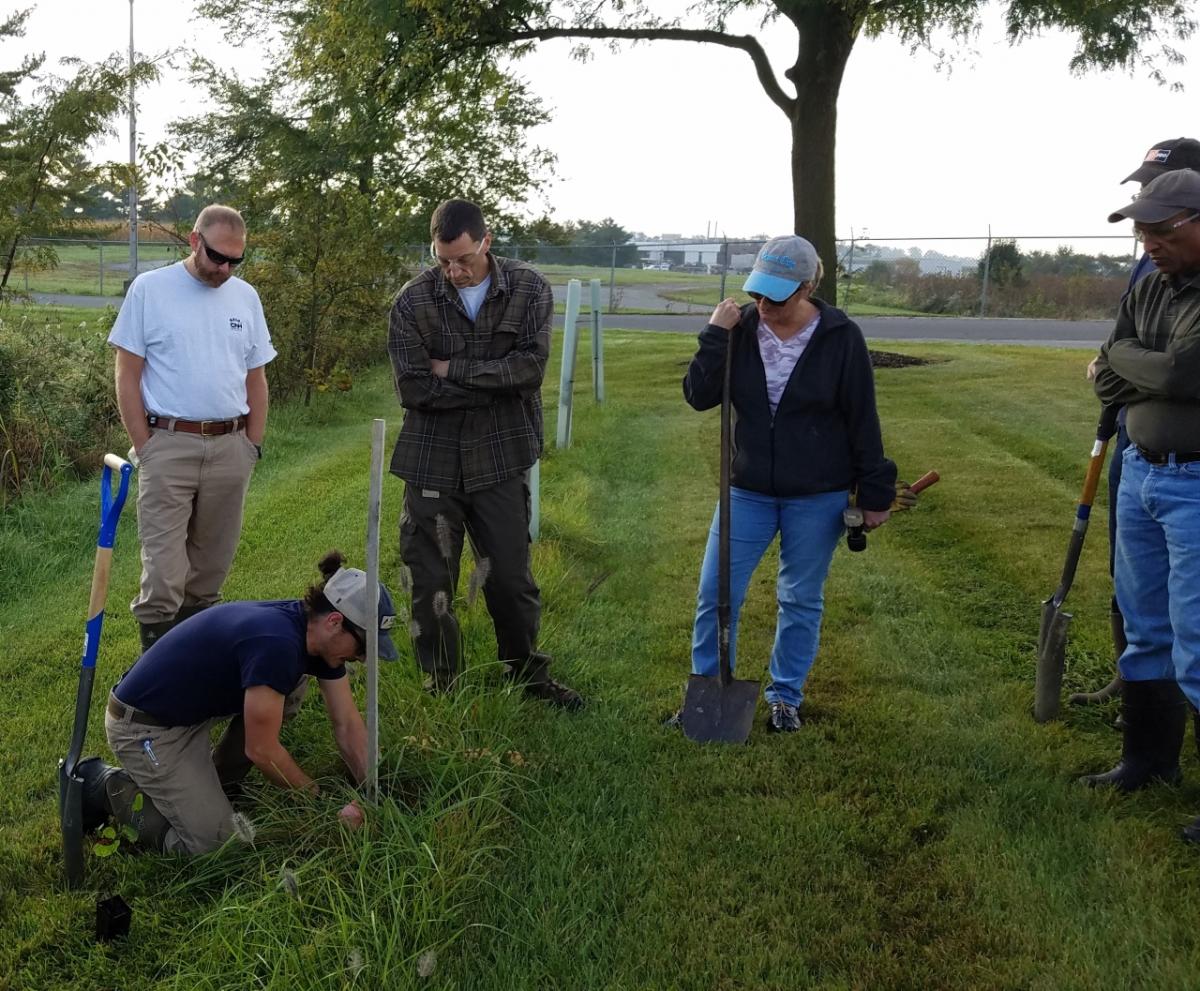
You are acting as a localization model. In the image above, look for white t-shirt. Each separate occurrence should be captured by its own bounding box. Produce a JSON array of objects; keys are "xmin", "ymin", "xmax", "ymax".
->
[
  {"xmin": 758, "ymin": 314, "xmax": 820, "ymax": 415},
  {"xmin": 108, "ymin": 261, "xmax": 276, "ymax": 419},
  {"xmin": 456, "ymin": 275, "xmax": 492, "ymax": 321}
]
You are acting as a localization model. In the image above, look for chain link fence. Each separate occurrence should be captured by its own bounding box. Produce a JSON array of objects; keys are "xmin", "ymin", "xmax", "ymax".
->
[{"xmin": 15, "ymin": 233, "xmax": 1142, "ymax": 320}]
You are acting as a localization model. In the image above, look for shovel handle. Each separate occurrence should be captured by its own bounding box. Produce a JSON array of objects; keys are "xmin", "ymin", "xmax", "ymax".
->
[{"xmin": 909, "ymin": 470, "xmax": 939, "ymax": 494}]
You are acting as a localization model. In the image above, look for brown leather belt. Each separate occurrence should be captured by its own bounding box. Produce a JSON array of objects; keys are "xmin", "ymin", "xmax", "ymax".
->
[
  {"xmin": 107, "ymin": 695, "xmax": 171, "ymax": 728},
  {"xmin": 147, "ymin": 414, "xmax": 247, "ymax": 436},
  {"xmin": 1137, "ymin": 446, "xmax": 1200, "ymax": 466}
]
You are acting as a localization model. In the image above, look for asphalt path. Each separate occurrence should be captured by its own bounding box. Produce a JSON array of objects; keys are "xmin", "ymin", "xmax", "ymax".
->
[
  {"xmin": 31, "ymin": 291, "xmax": 1110, "ymax": 349},
  {"xmin": 593, "ymin": 313, "xmax": 1112, "ymax": 349}
]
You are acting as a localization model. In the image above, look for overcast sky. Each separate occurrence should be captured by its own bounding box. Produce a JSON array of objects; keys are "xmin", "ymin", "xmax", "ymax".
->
[{"xmin": 14, "ymin": 1, "xmax": 1200, "ymax": 250}]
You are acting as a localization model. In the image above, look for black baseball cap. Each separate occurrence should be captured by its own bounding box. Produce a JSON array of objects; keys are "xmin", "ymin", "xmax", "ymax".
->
[{"xmin": 1123, "ymin": 137, "xmax": 1200, "ymax": 185}]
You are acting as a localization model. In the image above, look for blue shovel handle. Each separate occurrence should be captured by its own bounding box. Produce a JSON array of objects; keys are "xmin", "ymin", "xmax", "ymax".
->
[{"xmin": 82, "ymin": 454, "xmax": 133, "ymax": 671}]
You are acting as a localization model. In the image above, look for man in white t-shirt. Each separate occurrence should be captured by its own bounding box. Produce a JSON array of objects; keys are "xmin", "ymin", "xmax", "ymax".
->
[{"xmin": 108, "ymin": 205, "xmax": 276, "ymax": 652}]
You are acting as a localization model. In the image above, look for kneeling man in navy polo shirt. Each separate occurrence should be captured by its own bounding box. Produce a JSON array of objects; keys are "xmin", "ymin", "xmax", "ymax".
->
[{"xmin": 76, "ymin": 551, "xmax": 398, "ymax": 855}]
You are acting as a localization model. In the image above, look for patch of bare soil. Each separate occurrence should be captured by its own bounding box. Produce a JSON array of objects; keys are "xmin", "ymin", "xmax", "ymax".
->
[{"xmin": 869, "ymin": 350, "xmax": 933, "ymax": 368}]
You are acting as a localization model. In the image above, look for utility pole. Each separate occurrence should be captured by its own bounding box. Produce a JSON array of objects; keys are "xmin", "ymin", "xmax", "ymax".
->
[{"xmin": 125, "ymin": 0, "xmax": 138, "ymax": 293}]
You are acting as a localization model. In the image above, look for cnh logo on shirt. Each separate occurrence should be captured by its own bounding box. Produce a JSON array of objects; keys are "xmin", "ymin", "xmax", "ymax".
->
[{"xmin": 229, "ymin": 317, "xmax": 243, "ymax": 333}]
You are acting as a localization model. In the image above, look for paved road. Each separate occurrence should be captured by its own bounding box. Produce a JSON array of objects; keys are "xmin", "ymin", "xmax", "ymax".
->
[
  {"xmin": 591, "ymin": 313, "xmax": 1111, "ymax": 349},
  {"xmin": 32, "ymin": 291, "xmax": 1110, "ymax": 349}
]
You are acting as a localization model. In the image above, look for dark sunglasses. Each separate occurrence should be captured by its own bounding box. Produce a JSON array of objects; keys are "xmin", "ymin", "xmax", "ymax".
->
[
  {"xmin": 198, "ymin": 232, "xmax": 244, "ymax": 268},
  {"xmin": 748, "ymin": 291, "xmax": 788, "ymax": 304}
]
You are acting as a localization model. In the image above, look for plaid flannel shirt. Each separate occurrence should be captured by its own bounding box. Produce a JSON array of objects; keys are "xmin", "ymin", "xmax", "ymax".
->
[{"xmin": 387, "ymin": 254, "xmax": 552, "ymax": 493}]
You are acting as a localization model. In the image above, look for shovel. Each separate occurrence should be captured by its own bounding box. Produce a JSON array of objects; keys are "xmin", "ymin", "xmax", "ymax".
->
[
  {"xmin": 59, "ymin": 453, "xmax": 133, "ymax": 887},
  {"xmin": 681, "ymin": 325, "xmax": 760, "ymax": 743},
  {"xmin": 1034, "ymin": 405, "xmax": 1119, "ymax": 723}
]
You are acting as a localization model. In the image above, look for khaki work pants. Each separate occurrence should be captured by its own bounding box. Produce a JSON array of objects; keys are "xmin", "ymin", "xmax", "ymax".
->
[
  {"xmin": 131, "ymin": 427, "xmax": 258, "ymax": 623},
  {"xmin": 104, "ymin": 679, "xmax": 309, "ymax": 855}
]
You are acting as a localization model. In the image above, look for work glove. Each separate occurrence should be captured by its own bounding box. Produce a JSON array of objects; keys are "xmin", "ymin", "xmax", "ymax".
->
[{"xmin": 891, "ymin": 480, "xmax": 918, "ymax": 512}]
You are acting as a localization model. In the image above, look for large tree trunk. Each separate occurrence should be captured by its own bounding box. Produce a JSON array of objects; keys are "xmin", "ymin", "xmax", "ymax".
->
[{"xmin": 788, "ymin": 5, "xmax": 857, "ymax": 306}]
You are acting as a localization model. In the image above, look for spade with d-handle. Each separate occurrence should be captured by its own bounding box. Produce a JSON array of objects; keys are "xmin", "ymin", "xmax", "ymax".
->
[
  {"xmin": 681, "ymin": 324, "xmax": 760, "ymax": 743},
  {"xmin": 1034, "ymin": 404, "xmax": 1118, "ymax": 723},
  {"xmin": 59, "ymin": 453, "xmax": 133, "ymax": 887}
]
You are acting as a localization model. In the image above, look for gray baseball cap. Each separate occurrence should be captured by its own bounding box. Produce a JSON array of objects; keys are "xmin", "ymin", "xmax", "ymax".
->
[
  {"xmin": 323, "ymin": 567, "xmax": 400, "ymax": 660},
  {"xmin": 1109, "ymin": 168, "xmax": 1200, "ymax": 224},
  {"xmin": 743, "ymin": 235, "xmax": 819, "ymax": 302}
]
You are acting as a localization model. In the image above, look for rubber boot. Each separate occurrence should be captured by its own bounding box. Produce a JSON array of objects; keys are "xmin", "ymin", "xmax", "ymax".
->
[
  {"xmin": 505, "ymin": 651, "xmax": 585, "ymax": 711},
  {"xmin": 174, "ymin": 604, "xmax": 210, "ymax": 627},
  {"xmin": 103, "ymin": 768, "xmax": 172, "ymax": 851},
  {"xmin": 75, "ymin": 758, "xmax": 171, "ymax": 849},
  {"xmin": 138, "ymin": 620, "xmax": 175, "ymax": 654},
  {"xmin": 1080, "ymin": 679, "xmax": 1186, "ymax": 791},
  {"xmin": 75, "ymin": 756, "xmax": 118, "ymax": 833}
]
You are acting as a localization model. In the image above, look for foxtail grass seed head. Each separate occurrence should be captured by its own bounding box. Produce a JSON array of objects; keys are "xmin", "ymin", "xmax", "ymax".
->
[
  {"xmin": 417, "ymin": 950, "xmax": 437, "ymax": 979},
  {"xmin": 467, "ymin": 557, "xmax": 491, "ymax": 605},
  {"xmin": 231, "ymin": 812, "xmax": 256, "ymax": 845},
  {"xmin": 435, "ymin": 514, "xmax": 454, "ymax": 560},
  {"xmin": 433, "ymin": 590, "xmax": 449, "ymax": 617},
  {"xmin": 277, "ymin": 867, "xmax": 299, "ymax": 899},
  {"xmin": 409, "ymin": 619, "xmax": 423, "ymax": 640}
]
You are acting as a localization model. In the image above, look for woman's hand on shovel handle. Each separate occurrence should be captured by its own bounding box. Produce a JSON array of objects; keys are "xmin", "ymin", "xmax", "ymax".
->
[{"xmin": 710, "ymin": 298, "xmax": 742, "ymax": 330}]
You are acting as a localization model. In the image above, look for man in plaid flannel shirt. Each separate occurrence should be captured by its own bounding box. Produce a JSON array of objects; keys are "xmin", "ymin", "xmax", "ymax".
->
[{"xmin": 387, "ymin": 199, "xmax": 583, "ymax": 710}]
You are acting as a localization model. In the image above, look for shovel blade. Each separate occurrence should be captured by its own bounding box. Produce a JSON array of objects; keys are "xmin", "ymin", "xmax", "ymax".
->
[
  {"xmin": 58, "ymin": 760, "xmax": 85, "ymax": 888},
  {"xmin": 1034, "ymin": 599, "xmax": 1072, "ymax": 724},
  {"xmin": 680, "ymin": 674, "xmax": 760, "ymax": 744}
]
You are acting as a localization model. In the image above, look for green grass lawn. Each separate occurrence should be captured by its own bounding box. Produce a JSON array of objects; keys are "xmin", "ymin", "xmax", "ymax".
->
[
  {"xmin": 4, "ymin": 334, "xmax": 1200, "ymax": 989},
  {"xmin": 16, "ymin": 243, "xmax": 185, "ymax": 297}
]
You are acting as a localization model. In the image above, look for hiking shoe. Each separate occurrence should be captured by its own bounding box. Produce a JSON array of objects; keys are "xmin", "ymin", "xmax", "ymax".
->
[
  {"xmin": 523, "ymin": 678, "xmax": 585, "ymax": 712},
  {"xmin": 767, "ymin": 701, "xmax": 802, "ymax": 733}
]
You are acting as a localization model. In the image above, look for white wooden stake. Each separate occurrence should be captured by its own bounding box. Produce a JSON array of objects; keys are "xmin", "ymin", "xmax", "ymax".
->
[
  {"xmin": 365, "ymin": 418, "xmax": 385, "ymax": 803},
  {"xmin": 556, "ymin": 279, "xmax": 581, "ymax": 448}
]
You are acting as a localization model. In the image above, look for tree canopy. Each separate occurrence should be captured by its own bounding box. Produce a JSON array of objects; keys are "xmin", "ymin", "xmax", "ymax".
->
[
  {"xmin": 376, "ymin": 0, "xmax": 1194, "ymax": 303},
  {"xmin": 0, "ymin": 13, "xmax": 157, "ymax": 298},
  {"xmin": 178, "ymin": 0, "xmax": 559, "ymax": 399}
]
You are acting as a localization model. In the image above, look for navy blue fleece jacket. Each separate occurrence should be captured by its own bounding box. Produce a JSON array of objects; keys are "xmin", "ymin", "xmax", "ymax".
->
[{"xmin": 682, "ymin": 299, "xmax": 897, "ymax": 511}]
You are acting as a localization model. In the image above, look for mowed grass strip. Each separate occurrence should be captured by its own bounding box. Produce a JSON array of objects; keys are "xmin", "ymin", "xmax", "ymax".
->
[{"xmin": 4, "ymin": 332, "xmax": 1200, "ymax": 989}]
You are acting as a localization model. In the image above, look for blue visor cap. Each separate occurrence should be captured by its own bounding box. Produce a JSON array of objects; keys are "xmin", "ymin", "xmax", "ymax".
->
[
  {"xmin": 743, "ymin": 269, "xmax": 803, "ymax": 302},
  {"xmin": 743, "ymin": 235, "xmax": 819, "ymax": 302},
  {"xmin": 375, "ymin": 584, "xmax": 400, "ymax": 660}
]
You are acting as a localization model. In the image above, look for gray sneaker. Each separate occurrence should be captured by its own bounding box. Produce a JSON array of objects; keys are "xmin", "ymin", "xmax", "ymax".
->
[{"xmin": 767, "ymin": 701, "xmax": 802, "ymax": 733}]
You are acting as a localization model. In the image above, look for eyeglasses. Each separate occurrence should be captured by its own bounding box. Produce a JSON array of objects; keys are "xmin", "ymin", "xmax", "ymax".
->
[
  {"xmin": 430, "ymin": 241, "xmax": 487, "ymax": 272},
  {"xmin": 198, "ymin": 231, "xmax": 244, "ymax": 267},
  {"xmin": 1133, "ymin": 212, "xmax": 1200, "ymax": 243}
]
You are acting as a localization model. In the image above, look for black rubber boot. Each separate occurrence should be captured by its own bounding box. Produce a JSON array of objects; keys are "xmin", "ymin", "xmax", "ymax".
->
[
  {"xmin": 138, "ymin": 620, "xmax": 175, "ymax": 654},
  {"xmin": 75, "ymin": 757, "xmax": 119, "ymax": 833},
  {"xmin": 174, "ymin": 604, "xmax": 210, "ymax": 627},
  {"xmin": 103, "ymin": 769, "xmax": 172, "ymax": 851},
  {"xmin": 505, "ymin": 651, "xmax": 585, "ymax": 711},
  {"xmin": 1080, "ymin": 679, "xmax": 1186, "ymax": 792}
]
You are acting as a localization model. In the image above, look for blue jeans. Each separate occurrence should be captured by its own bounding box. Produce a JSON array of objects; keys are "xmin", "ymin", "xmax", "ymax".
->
[
  {"xmin": 1114, "ymin": 447, "xmax": 1200, "ymax": 706},
  {"xmin": 690, "ymin": 486, "xmax": 847, "ymax": 707}
]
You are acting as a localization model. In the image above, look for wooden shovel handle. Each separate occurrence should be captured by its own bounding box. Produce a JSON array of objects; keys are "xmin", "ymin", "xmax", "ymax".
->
[{"xmin": 909, "ymin": 470, "xmax": 939, "ymax": 494}]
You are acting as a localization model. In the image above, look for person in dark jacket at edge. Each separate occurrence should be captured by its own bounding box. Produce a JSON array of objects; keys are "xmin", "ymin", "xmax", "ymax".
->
[{"xmin": 674, "ymin": 235, "xmax": 914, "ymax": 734}]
